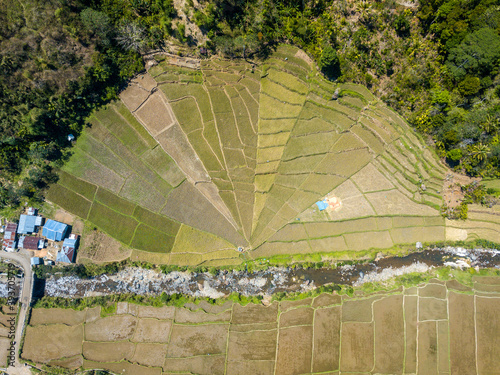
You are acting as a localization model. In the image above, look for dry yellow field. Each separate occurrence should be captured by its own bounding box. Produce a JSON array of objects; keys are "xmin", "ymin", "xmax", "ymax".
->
[{"xmin": 23, "ymin": 276, "xmax": 500, "ymax": 374}]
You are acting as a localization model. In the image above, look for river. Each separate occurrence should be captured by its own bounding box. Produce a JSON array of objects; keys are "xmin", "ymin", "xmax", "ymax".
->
[{"xmin": 39, "ymin": 246, "xmax": 499, "ymax": 299}]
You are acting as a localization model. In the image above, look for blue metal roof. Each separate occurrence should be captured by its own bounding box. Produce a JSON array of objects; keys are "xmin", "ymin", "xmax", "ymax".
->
[
  {"xmin": 62, "ymin": 238, "xmax": 77, "ymax": 248},
  {"xmin": 57, "ymin": 238, "xmax": 77, "ymax": 263},
  {"xmin": 30, "ymin": 257, "xmax": 43, "ymax": 266},
  {"xmin": 18, "ymin": 215, "xmax": 37, "ymax": 234},
  {"xmin": 315, "ymin": 200, "xmax": 328, "ymax": 211},
  {"xmin": 42, "ymin": 220, "xmax": 68, "ymax": 241}
]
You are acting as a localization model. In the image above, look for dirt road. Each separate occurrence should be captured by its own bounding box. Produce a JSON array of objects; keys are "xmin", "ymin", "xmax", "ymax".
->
[{"xmin": 0, "ymin": 250, "xmax": 33, "ymax": 374}]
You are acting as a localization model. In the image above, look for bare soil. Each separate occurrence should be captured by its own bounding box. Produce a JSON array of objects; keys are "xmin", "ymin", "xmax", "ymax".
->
[
  {"xmin": 77, "ymin": 228, "xmax": 131, "ymax": 264},
  {"xmin": 443, "ymin": 171, "xmax": 480, "ymax": 208}
]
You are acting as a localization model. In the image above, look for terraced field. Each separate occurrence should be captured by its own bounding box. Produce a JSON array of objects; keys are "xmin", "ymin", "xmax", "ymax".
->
[
  {"xmin": 46, "ymin": 45, "xmax": 500, "ymax": 265},
  {"xmin": 23, "ymin": 275, "xmax": 500, "ymax": 374}
]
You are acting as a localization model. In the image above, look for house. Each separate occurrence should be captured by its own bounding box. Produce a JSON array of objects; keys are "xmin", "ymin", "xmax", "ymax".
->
[
  {"xmin": 30, "ymin": 257, "xmax": 43, "ymax": 266},
  {"xmin": 57, "ymin": 235, "xmax": 78, "ymax": 263},
  {"xmin": 18, "ymin": 214, "xmax": 42, "ymax": 235},
  {"xmin": 42, "ymin": 220, "xmax": 69, "ymax": 241},
  {"xmin": 2, "ymin": 223, "xmax": 17, "ymax": 252},
  {"xmin": 27, "ymin": 207, "xmax": 37, "ymax": 216},
  {"xmin": 18, "ymin": 236, "xmax": 44, "ymax": 250}
]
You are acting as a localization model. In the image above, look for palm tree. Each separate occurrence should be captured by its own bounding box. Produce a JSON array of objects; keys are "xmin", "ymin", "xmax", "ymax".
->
[
  {"xmin": 481, "ymin": 114, "xmax": 498, "ymax": 134},
  {"xmin": 469, "ymin": 143, "xmax": 490, "ymax": 162}
]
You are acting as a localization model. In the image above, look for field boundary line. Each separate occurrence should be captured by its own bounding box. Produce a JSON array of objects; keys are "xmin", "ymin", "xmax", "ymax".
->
[
  {"xmin": 310, "ymin": 306, "xmax": 316, "ymax": 373},
  {"xmin": 416, "ymin": 294, "xmax": 419, "ymax": 374},
  {"xmin": 158, "ymin": 87, "xmax": 239, "ymax": 229},
  {"xmin": 110, "ymin": 105, "xmax": 152, "ymax": 154},
  {"xmin": 85, "ymin": 123, "xmax": 169, "ymax": 197},
  {"xmin": 402, "ymin": 292, "xmax": 407, "ymax": 373},
  {"xmin": 203, "ymin": 79, "xmax": 242, "ymax": 231},
  {"xmin": 223, "ymin": 303, "xmax": 233, "ymax": 375},
  {"xmin": 474, "ymin": 294, "xmax": 479, "ymax": 375},
  {"xmin": 273, "ymin": 304, "xmax": 282, "ymax": 375}
]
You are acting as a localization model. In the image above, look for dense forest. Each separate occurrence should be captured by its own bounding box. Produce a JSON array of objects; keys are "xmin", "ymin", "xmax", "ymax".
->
[{"xmin": 0, "ymin": 0, "xmax": 499, "ymax": 215}]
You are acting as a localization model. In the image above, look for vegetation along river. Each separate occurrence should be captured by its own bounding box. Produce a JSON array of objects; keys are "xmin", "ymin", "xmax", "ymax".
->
[{"xmin": 39, "ymin": 247, "xmax": 499, "ymax": 299}]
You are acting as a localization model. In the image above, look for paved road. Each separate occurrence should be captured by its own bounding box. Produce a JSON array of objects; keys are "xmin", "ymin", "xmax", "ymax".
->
[{"xmin": 0, "ymin": 250, "xmax": 33, "ymax": 374}]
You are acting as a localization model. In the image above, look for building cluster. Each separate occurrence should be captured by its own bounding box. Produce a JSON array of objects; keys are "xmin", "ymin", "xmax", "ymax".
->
[{"xmin": 1, "ymin": 208, "xmax": 78, "ymax": 266}]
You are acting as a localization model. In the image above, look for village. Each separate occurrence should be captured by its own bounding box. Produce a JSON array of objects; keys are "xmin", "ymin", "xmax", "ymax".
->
[{"xmin": 1, "ymin": 207, "xmax": 78, "ymax": 267}]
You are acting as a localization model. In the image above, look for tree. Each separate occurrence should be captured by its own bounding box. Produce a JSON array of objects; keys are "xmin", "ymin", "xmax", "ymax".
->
[
  {"xmin": 446, "ymin": 148, "xmax": 462, "ymax": 165},
  {"xmin": 469, "ymin": 142, "xmax": 490, "ymax": 161},
  {"xmin": 394, "ymin": 13, "xmax": 410, "ymax": 37},
  {"xmin": 446, "ymin": 27, "xmax": 500, "ymax": 80},
  {"xmin": 116, "ymin": 23, "xmax": 146, "ymax": 52},
  {"xmin": 318, "ymin": 45, "xmax": 340, "ymax": 79},
  {"xmin": 458, "ymin": 76, "xmax": 481, "ymax": 96},
  {"xmin": 80, "ymin": 8, "xmax": 112, "ymax": 44}
]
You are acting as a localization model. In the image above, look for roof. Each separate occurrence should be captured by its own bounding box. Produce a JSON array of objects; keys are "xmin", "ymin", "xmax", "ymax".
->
[
  {"xmin": 30, "ymin": 257, "xmax": 43, "ymax": 266},
  {"xmin": 315, "ymin": 200, "xmax": 329, "ymax": 211},
  {"xmin": 19, "ymin": 236, "xmax": 42, "ymax": 250},
  {"xmin": 4, "ymin": 223, "xmax": 17, "ymax": 239},
  {"xmin": 57, "ymin": 239, "xmax": 76, "ymax": 263},
  {"xmin": 42, "ymin": 220, "xmax": 68, "ymax": 241},
  {"xmin": 2, "ymin": 239, "xmax": 16, "ymax": 250},
  {"xmin": 63, "ymin": 237, "xmax": 77, "ymax": 248},
  {"xmin": 18, "ymin": 215, "xmax": 38, "ymax": 234}
]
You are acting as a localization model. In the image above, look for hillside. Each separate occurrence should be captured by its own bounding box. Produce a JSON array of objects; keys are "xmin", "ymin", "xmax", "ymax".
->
[{"xmin": 46, "ymin": 45, "xmax": 500, "ymax": 266}]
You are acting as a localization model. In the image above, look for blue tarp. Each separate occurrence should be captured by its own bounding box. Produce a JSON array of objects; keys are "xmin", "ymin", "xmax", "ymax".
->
[
  {"xmin": 42, "ymin": 220, "xmax": 68, "ymax": 241},
  {"xmin": 18, "ymin": 214, "xmax": 37, "ymax": 234},
  {"xmin": 315, "ymin": 200, "xmax": 328, "ymax": 211}
]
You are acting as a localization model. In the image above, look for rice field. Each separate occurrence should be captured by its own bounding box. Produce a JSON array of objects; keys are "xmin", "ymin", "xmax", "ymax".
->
[
  {"xmin": 25, "ymin": 277, "xmax": 500, "ymax": 374},
  {"xmin": 44, "ymin": 44, "xmax": 500, "ymax": 265}
]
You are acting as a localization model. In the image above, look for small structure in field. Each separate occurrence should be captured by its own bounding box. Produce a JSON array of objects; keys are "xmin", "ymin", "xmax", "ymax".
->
[
  {"xmin": 18, "ymin": 214, "xmax": 42, "ymax": 235},
  {"xmin": 315, "ymin": 200, "xmax": 329, "ymax": 211},
  {"xmin": 57, "ymin": 234, "xmax": 78, "ymax": 263},
  {"xmin": 2, "ymin": 223, "xmax": 18, "ymax": 251},
  {"xmin": 18, "ymin": 236, "xmax": 44, "ymax": 251},
  {"xmin": 42, "ymin": 220, "xmax": 69, "ymax": 242}
]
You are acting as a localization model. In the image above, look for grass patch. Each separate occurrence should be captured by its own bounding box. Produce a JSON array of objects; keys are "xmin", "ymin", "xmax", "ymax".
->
[
  {"xmin": 171, "ymin": 224, "xmax": 235, "ymax": 254},
  {"xmin": 57, "ymin": 171, "xmax": 97, "ymax": 201},
  {"xmin": 170, "ymin": 97, "xmax": 203, "ymax": 133},
  {"xmin": 95, "ymin": 187, "xmax": 137, "ymax": 216},
  {"xmin": 261, "ymin": 79, "xmax": 305, "ymax": 105},
  {"xmin": 130, "ymin": 223, "xmax": 176, "ymax": 253},
  {"xmin": 140, "ymin": 146, "xmax": 185, "ymax": 187},
  {"xmin": 132, "ymin": 205, "xmax": 181, "ymax": 236},
  {"xmin": 267, "ymin": 68, "xmax": 309, "ymax": 94},
  {"xmin": 46, "ymin": 184, "xmax": 92, "ymax": 219},
  {"xmin": 114, "ymin": 102, "xmax": 157, "ymax": 148},
  {"xmin": 93, "ymin": 106, "xmax": 149, "ymax": 156},
  {"xmin": 119, "ymin": 174, "xmax": 168, "ymax": 213},
  {"xmin": 88, "ymin": 201, "xmax": 139, "ymax": 245}
]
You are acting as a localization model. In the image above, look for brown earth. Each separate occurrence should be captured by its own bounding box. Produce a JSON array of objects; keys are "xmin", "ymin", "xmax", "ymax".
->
[
  {"xmin": 22, "ymin": 279, "xmax": 500, "ymax": 375},
  {"xmin": 77, "ymin": 228, "xmax": 132, "ymax": 264}
]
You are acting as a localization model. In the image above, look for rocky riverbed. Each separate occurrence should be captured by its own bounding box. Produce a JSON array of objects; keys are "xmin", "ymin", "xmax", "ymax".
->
[{"xmin": 40, "ymin": 246, "xmax": 500, "ymax": 298}]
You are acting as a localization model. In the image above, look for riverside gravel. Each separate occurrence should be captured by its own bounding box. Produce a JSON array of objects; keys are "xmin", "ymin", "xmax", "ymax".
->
[{"xmin": 37, "ymin": 246, "xmax": 500, "ymax": 298}]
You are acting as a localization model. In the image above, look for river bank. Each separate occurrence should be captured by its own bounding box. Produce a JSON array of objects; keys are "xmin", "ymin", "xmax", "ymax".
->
[{"xmin": 39, "ymin": 246, "xmax": 500, "ymax": 299}]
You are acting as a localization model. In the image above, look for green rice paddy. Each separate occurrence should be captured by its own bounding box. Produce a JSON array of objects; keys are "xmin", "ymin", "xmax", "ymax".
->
[{"xmin": 45, "ymin": 45, "xmax": 500, "ymax": 265}]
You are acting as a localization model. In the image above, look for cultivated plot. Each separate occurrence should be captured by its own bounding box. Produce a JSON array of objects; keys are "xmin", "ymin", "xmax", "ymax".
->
[{"xmin": 25, "ymin": 277, "xmax": 500, "ymax": 374}]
